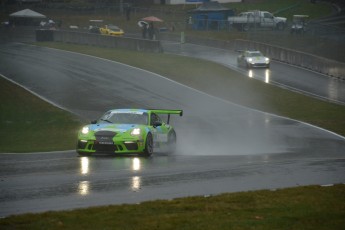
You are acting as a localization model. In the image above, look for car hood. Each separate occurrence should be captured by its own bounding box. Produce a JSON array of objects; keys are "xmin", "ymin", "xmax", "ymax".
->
[{"xmin": 89, "ymin": 123, "xmax": 141, "ymax": 133}]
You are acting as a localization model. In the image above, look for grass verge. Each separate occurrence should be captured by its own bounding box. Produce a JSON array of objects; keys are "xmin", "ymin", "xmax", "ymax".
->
[
  {"xmin": 0, "ymin": 184, "xmax": 344, "ymax": 229},
  {"xmin": 0, "ymin": 77, "xmax": 83, "ymax": 152}
]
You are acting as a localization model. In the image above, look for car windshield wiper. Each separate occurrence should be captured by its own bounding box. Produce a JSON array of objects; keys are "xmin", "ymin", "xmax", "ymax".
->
[{"xmin": 100, "ymin": 119, "xmax": 113, "ymax": 123}]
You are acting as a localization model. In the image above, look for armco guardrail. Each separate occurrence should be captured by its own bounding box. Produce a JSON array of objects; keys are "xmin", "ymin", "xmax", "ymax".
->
[
  {"xmin": 234, "ymin": 39, "xmax": 345, "ymax": 80},
  {"xmin": 160, "ymin": 32, "xmax": 345, "ymax": 80},
  {"xmin": 35, "ymin": 29, "xmax": 345, "ymax": 79},
  {"xmin": 51, "ymin": 30, "xmax": 163, "ymax": 53},
  {"xmin": 159, "ymin": 32, "xmax": 236, "ymax": 50}
]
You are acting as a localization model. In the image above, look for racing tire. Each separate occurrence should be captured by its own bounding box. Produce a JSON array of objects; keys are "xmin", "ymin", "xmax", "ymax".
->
[
  {"xmin": 167, "ymin": 131, "xmax": 177, "ymax": 154},
  {"xmin": 143, "ymin": 133, "xmax": 153, "ymax": 157}
]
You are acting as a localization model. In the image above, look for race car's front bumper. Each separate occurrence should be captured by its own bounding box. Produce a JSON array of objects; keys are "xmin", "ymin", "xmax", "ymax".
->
[
  {"xmin": 77, "ymin": 139, "xmax": 145, "ymax": 155},
  {"xmin": 249, "ymin": 63, "xmax": 270, "ymax": 68}
]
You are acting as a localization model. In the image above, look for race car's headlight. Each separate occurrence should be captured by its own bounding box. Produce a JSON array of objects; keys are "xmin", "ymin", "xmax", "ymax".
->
[
  {"xmin": 248, "ymin": 58, "xmax": 253, "ymax": 62},
  {"xmin": 131, "ymin": 128, "xmax": 141, "ymax": 136},
  {"xmin": 265, "ymin": 57, "xmax": 270, "ymax": 63},
  {"xmin": 81, "ymin": 127, "xmax": 89, "ymax": 134}
]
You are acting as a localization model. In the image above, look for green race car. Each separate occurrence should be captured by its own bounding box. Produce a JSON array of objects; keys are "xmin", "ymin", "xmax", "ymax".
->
[{"xmin": 77, "ymin": 109, "xmax": 183, "ymax": 156}]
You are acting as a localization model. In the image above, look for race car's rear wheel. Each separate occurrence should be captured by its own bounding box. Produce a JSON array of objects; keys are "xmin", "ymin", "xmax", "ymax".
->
[
  {"xmin": 143, "ymin": 133, "xmax": 153, "ymax": 157},
  {"xmin": 167, "ymin": 131, "xmax": 177, "ymax": 154}
]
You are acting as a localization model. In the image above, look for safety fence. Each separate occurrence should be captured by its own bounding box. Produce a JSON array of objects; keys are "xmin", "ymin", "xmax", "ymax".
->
[
  {"xmin": 34, "ymin": 29, "xmax": 345, "ymax": 79},
  {"xmin": 159, "ymin": 32, "xmax": 345, "ymax": 80},
  {"xmin": 234, "ymin": 39, "xmax": 345, "ymax": 80},
  {"xmin": 36, "ymin": 29, "xmax": 163, "ymax": 53}
]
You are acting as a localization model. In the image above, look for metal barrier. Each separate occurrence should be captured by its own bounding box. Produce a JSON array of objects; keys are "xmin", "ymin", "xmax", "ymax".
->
[
  {"xmin": 52, "ymin": 30, "xmax": 163, "ymax": 53},
  {"xmin": 36, "ymin": 29, "xmax": 54, "ymax": 41},
  {"xmin": 160, "ymin": 32, "xmax": 345, "ymax": 80},
  {"xmin": 33, "ymin": 29, "xmax": 345, "ymax": 79},
  {"xmin": 234, "ymin": 39, "xmax": 345, "ymax": 80}
]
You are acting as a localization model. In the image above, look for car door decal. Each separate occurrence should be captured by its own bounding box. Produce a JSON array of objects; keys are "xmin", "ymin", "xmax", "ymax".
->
[{"xmin": 154, "ymin": 126, "xmax": 168, "ymax": 143}]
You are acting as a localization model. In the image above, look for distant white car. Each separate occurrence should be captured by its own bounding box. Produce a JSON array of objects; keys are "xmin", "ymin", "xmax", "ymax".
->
[{"xmin": 237, "ymin": 50, "xmax": 270, "ymax": 68}]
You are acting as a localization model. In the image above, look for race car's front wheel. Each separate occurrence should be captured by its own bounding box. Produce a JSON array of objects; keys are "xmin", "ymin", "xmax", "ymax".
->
[{"xmin": 143, "ymin": 133, "xmax": 153, "ymax": 157}]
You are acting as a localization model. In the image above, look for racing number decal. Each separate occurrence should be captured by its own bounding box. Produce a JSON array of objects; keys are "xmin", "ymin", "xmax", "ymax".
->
[
  {"xmin": 155, "ymin": 128, "xmax": 168, "ymax": 142},
  {"xmin": 151, "ymin": 113, "xmax": 168, "ymax": 143}
]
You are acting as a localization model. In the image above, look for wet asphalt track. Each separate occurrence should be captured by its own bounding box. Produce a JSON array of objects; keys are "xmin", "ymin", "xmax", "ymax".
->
[
  {"xmin": 0, "ymin": 43, "xmax": 344, "ymax": 216},
  {"xmin": 162, "ymin": 41, "xmax": 345, "ymax": 105}
]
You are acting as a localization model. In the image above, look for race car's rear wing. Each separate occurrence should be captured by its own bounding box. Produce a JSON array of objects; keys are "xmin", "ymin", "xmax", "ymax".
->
[{"xmin": 150, "ymin": 109, "xmax": 183, "ymax": 124}]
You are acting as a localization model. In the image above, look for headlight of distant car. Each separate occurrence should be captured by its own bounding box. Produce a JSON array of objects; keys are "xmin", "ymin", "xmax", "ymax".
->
[
  {"xmin": 81, "ymin": 126, "xmax": 89, "ymax": 134},
  {"xmin": 247, "ymin": 58, "xmax": 253, "ymax": 63},
  {"xmin": 131, "ymin": 128, "xmax": 141, "ymax": 136},
  {"xmin": 265, "ymin": 57, "xmax": 270, "ymax": 63}
]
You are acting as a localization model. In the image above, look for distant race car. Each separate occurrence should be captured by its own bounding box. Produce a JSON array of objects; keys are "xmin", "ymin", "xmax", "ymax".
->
[
  {"xmin": 99, "ymin": 24, "xmax": 124, "ymax": 36},
  {"xmin": 237, "ymin": 50, "xmax": 270, "ymax": 68},
  {"xmin": 77, "ymin": 109, "xmax": 183, "ymax": 156}
]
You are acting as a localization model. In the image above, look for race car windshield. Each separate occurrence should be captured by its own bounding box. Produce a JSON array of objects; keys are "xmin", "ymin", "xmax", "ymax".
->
[
  {"xmin": 100, "ymin": 112, "xmax": 148, "ymax": 125},
  {"xmin": 108, "ymin": 25, "xmax": 121, "ymax": 31}
]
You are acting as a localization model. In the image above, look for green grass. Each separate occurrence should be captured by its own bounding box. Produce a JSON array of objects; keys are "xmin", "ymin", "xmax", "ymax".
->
[
  {"xmin": 0, "ymin": 184, "xmax": 344, "ymax": 229},
  {"xmin": 0, "ymin": 77, "xmax": 83, "ymax": 152}
]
